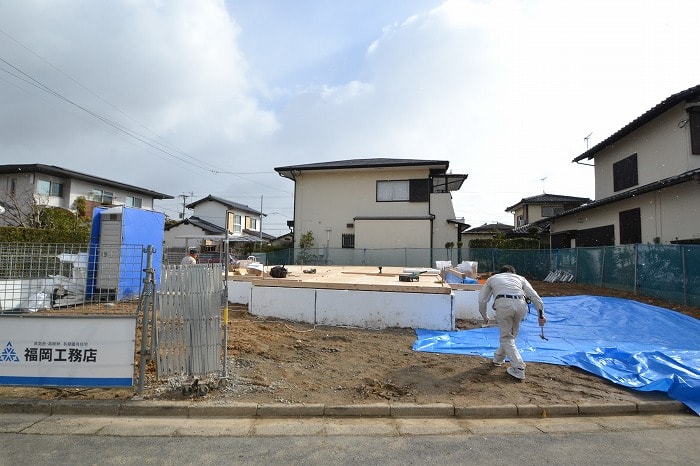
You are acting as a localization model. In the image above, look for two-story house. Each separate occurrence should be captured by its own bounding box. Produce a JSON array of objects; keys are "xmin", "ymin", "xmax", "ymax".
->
[
  {"xmin": 274, "ymin": 158, "xmax": 468, "ymax": 264},
  {"xmin": 546, "ymin": 84, "xmax": 700, "ymax": 247},
  {"xmin": 0, "ymin": 163, "xmax": 173, "ymax": 225},
  {"xmin": 163, "ymin": 195, "xmax": 270, "ymax": 251},
  {"xmin": 506, "ymin": 194, "xmax": 590, "ymax": 230}
]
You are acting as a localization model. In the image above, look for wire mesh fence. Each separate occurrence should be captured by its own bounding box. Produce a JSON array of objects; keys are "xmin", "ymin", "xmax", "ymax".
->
[
  {"xmin": 0, "ymin": 242, "xmax": 147, "ymax": 315},
  {"xmin": 260, "ymin": 244, "xmax": 700, "ymax": 308}
]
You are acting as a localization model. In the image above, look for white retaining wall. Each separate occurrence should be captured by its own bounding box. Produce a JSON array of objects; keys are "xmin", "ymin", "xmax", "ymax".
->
[{"xmin": 234, "ymin": 280, "xmax": 496, "ymax": 330}]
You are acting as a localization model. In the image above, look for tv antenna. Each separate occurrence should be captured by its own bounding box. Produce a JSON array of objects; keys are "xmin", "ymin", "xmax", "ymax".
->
[
  {"xmin": 584, "ymin": 132, "xmax": 593, "ymax": 150},
  {"xmin": 540, "ymin": 177, "xmax": 547, "ymax": 193}
]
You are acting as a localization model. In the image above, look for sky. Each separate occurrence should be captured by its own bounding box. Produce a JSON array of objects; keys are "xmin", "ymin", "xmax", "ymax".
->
[{"xmin": 2, "ymin": 0, "xmax": 700, "ymax": 234}]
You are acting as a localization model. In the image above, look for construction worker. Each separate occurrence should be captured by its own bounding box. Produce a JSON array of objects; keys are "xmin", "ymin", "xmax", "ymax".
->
[
  {"xmin": 478, "ymin": 265, "xmax": 546, "ymax": 380},
  {"xmin": 181, "ymin": 248, "xmax": 198, "ymax": 266}
]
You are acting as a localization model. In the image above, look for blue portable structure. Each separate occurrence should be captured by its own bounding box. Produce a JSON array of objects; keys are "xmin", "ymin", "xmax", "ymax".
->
[{"xmin": 86, "ymin": 206, "xmax": 165, "ymax": 300}]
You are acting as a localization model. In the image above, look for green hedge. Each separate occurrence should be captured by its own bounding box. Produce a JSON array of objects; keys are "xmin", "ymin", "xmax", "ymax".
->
[
  {"xmin": 0, "ymin": 226, "xmax": 90, "ymax": 244},
  {"xmin": 468, "ymin": 237, "xmax": 540, "ymax": 249}
]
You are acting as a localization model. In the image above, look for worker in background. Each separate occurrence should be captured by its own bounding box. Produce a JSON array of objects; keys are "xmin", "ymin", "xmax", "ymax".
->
[
  {"xmin": 181, "ymin": 248, "xmax": 198, "ymax": 266},
  {"xmin": 478, "ymin": 265, "xmax": 546, "ymax": 380}
]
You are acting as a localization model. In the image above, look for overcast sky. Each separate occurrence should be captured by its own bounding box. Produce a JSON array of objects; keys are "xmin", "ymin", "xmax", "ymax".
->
[{"xmin": 2, "ymin": 0, "xmax": 700, "ymax": 234}]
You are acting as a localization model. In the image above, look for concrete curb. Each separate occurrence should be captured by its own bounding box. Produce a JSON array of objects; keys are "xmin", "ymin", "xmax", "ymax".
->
[{"xmin": 0, "ymin": 397, "xmax": 690, "ymax": 418}]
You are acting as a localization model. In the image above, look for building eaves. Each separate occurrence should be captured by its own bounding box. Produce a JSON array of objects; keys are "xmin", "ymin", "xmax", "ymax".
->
[
  {"xmin": 166, "ymin": 216, "xmax": 225, "ymax": 234},
  {"xmin": 465, "ymin": 222, "xmax": 514, "ymax": 233},
  {"xmin": 186, "ymin": 194, "xmax": 264, "ymax": 215},
  {"xmin": 0, "ymin": 163, "xmax": 174, "ymax": 199},
  {"xmin": 274, "ymin": 158, "xmax": 450, "ymax": 180},
  {"xmin": 243, "ymin": 228, "xmax": 274, "ymax": 241},
  {"xmin": 572, "ymin": 83, "xmax": 700, "ymax": 162},
  {"xmin": 505, "ymin": 194, "xmax": 591, "ymax": 212}
]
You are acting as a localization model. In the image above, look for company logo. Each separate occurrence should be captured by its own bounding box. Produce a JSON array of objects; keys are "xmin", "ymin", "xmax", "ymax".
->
[{"xmin": 1, "ymin": 341, "xmax": 20, "ymax": 362}]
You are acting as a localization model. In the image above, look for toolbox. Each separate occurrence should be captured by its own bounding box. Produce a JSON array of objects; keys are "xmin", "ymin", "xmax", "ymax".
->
[{"xmin": 398, "ymin": 273, "xmax": 420, "ymax": 282}]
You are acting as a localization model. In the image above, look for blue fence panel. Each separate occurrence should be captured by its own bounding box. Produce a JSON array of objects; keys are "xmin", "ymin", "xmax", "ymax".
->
[{"xmin": 260, "ymin": 245, "xmax": 699, "ymax": 308}]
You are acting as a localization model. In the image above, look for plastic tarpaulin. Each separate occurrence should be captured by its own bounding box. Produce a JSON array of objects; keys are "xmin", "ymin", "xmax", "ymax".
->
[{"xmin": 413, "ymin": 295, "xmax": 700, "ymax": 415}]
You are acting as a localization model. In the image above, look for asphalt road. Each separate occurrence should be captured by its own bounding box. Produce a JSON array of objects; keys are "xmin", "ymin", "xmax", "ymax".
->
[{"xmin": 2, "ymin": 413, "xmax": 699, "ymax": 465}]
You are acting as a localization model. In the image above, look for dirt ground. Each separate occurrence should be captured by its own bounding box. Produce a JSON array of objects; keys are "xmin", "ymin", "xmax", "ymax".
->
[{"xmin": 1, "ymin": 281, "xmax": 698, "ymax": 408}]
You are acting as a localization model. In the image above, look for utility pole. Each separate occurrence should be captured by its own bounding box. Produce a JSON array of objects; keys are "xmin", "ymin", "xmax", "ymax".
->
[{"xmin": 179, "ymin": 192, "xmax": 192, "ymax": 219}]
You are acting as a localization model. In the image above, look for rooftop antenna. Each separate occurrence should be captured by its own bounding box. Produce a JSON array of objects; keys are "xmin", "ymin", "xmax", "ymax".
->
[
  {"xmin": 584, "ymin": 132, "xmax": 593, "ymax": 150},
  {"xmin": 540, "ymin": 177, "xmax": 547, "ymax": 194}
]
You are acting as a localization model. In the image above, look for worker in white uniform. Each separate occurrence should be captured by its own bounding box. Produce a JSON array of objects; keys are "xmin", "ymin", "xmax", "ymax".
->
[
  {"xmin": 181, "ymin": 248, "xmax": 198, "ymax": 266},
  {"xmin": 478, "ymin": 265, "xmax": 546, "ymax": 380}
]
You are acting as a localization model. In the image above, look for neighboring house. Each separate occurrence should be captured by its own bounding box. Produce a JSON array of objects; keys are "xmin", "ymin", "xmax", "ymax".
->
[
  {"xmin": 163, "ymin": 195, "xmax": 269, "ymax": 250},
  {"xmin": 541, "ymin": 84, "xmax": 700, "ymax": 247},
  {"xmin": 506, "ymin": 194, "xmax": 590, "ymax": 229},
  {"xmin": 0, "ymin": 163, "xmax": 173, "ymax": 225},
  {"xmin": 274, "ymin": 158, "xmax": 469, "ymax": 257},
  {"xmin": 270, "ymin": 232, "xmax": 294, "ymax": 249},
  {"xmin": 462, "ymin": 222, "xmax": 514, "ymax": 245}
]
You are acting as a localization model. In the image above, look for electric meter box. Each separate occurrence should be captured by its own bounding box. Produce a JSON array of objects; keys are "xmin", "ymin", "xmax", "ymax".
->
[{"xmin": 86, "ymin": 206, "xmax": 165, "ymax": 300}]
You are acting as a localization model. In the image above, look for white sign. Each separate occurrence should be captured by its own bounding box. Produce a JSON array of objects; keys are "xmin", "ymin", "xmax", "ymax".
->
[{"xmin": 0, "ymin": 316, "xmax": 136, "ymax": 387}]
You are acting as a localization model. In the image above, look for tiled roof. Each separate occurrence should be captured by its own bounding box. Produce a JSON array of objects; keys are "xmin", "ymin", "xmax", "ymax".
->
[
  {"xmin": 0, "ymin": 163, "xmax": 173, "ymax": 199},
  {"xmin": 186, "ymin": 194, "xmax": 264, "ymax": 215},
  {"xmin": 275, "ymin": 158, "xmax": 449, "ymax": 179},
  {"xmin": 505, "ymin": 194, "xmax": 590, "ymax": 212},
  {"xmin": 165, "ymin": 216, "xmax": 225, "ymax": 234},
  {"xmin": 573, "ymin": 83, "xmax": 700, "ymax": 162},
  {"xmin": 464, "ymin": 222, "xmax": 514, "ymax": 233}
]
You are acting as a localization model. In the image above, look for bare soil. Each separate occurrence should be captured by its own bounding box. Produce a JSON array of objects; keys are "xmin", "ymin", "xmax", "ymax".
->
[{"xmin": 2, "ymin": 281, "xmax": 698, "ymax": 408}]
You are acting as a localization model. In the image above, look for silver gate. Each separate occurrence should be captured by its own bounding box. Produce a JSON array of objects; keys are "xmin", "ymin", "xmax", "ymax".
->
[{"xmin": 155, "ymin": 264, "xmax": 223, "ymax": 379}]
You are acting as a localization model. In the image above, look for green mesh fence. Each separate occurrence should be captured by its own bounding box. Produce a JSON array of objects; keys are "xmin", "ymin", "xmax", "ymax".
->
[{"xmin": 262, "ymin": 244, "xmax": 699, "ymax": 308}]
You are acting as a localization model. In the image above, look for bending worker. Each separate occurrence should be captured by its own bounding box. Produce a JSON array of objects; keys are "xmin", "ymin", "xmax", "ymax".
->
[
  {"xmin": 181, "ymin": 248, "xmax": 198, "ymax": 266},
  {"xmin": 478, "ymin": 265, "xmax": 546, "ymax": 380}
]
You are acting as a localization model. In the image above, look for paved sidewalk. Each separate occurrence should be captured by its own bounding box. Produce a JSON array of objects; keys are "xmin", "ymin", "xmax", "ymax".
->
[
  {"xmin": 0, "ymin": 396, "xmax": 690, "ymax": 419},
  {"xmin": 1, "ymin": 411, "xmax": 699, "ymax": 438}
]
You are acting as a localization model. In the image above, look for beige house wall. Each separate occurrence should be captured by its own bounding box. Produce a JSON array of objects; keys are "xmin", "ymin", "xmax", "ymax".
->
[
  {"xmin": 594, "ymin": 103, "xmax": 700, "ymax": 199},
  {"xmin": 354, "ymin": 219, "xmax": 429, "ymax": 249},
  {"xmin": 293, "ymin": 166, "xmax": 459, "ymax": 250}
]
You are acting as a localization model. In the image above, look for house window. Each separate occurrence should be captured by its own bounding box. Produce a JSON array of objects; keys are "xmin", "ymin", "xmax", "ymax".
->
[
  {"xmin": 619, "ymin": 208, "xmax": 642, "ymax": 245},
  {"xmin": 541, "ymin": 206, "xmax": 564, "ymax": 217},
  {"xmin": 376, "ymin": 179, "xmax": 430, "ymax": 202},
  {"xmin": 689, "ymin": 107, "xmax": 700, "ymax": 155},
  {"xmin": 92, "ymin": 189, "xmax": 114, "ymax": 205},
  {"xmin": 248, "ymin": 217, "xmax": 258, "ymax": 230},
  {"xmin": 342, "ymin": 233, "xmax": 355, "ymax": 248},
  {"xmin": 377, "ymin": 180, "xmax": 409, "ymax": 201},
  {"xmin": 233, "ymin": 215, "xmax": 242, "ymax": 234},
  {"xmin": 37, "ymin": 179, "xmax": 63, "ymax": 197},
  {"xmin": 612, "ymin": 153, "xmax": 638, "ymax": 192},
  {"xmin": 517, "ymin": 215, "xmax": 525, "ymax": 227},
  {"xmin": 125, "ymin": 196, "xmax": 142, "ymax": 208}
]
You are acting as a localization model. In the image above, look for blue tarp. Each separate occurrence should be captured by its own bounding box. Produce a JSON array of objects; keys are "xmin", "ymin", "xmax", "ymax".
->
[{"xmin": 413, "ymin": 295, "xmax": 700, "ymax": 415}]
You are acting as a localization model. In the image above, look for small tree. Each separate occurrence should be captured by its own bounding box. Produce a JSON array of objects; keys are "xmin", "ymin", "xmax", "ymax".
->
[
  {"xmin": 445, "ymin": 241, "xmax": 455, "ymax": 261},
  {"xmin": 299, "ymin": 231, "xmax": 315, "ymax": 249},
  {"xmin": 297, "ymin": 231, "xmax": 316, "ymax": 264}
]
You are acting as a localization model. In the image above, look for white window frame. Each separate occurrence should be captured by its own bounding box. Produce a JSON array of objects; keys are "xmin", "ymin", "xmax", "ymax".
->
[{"xmin": 233, "ymin": 214, "xmax": 242, "ymax": 234}]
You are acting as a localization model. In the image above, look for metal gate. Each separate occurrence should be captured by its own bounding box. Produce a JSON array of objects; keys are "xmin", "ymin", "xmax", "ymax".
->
[{"xmin": 155, "ymin": 264, "xmax": 223, "ymax": 379}]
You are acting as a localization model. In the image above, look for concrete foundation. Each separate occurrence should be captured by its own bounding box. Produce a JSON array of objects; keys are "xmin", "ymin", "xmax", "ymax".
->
[{"xmin": 228, "ymin": 265, "xmax": 492, "ymax": 331}]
